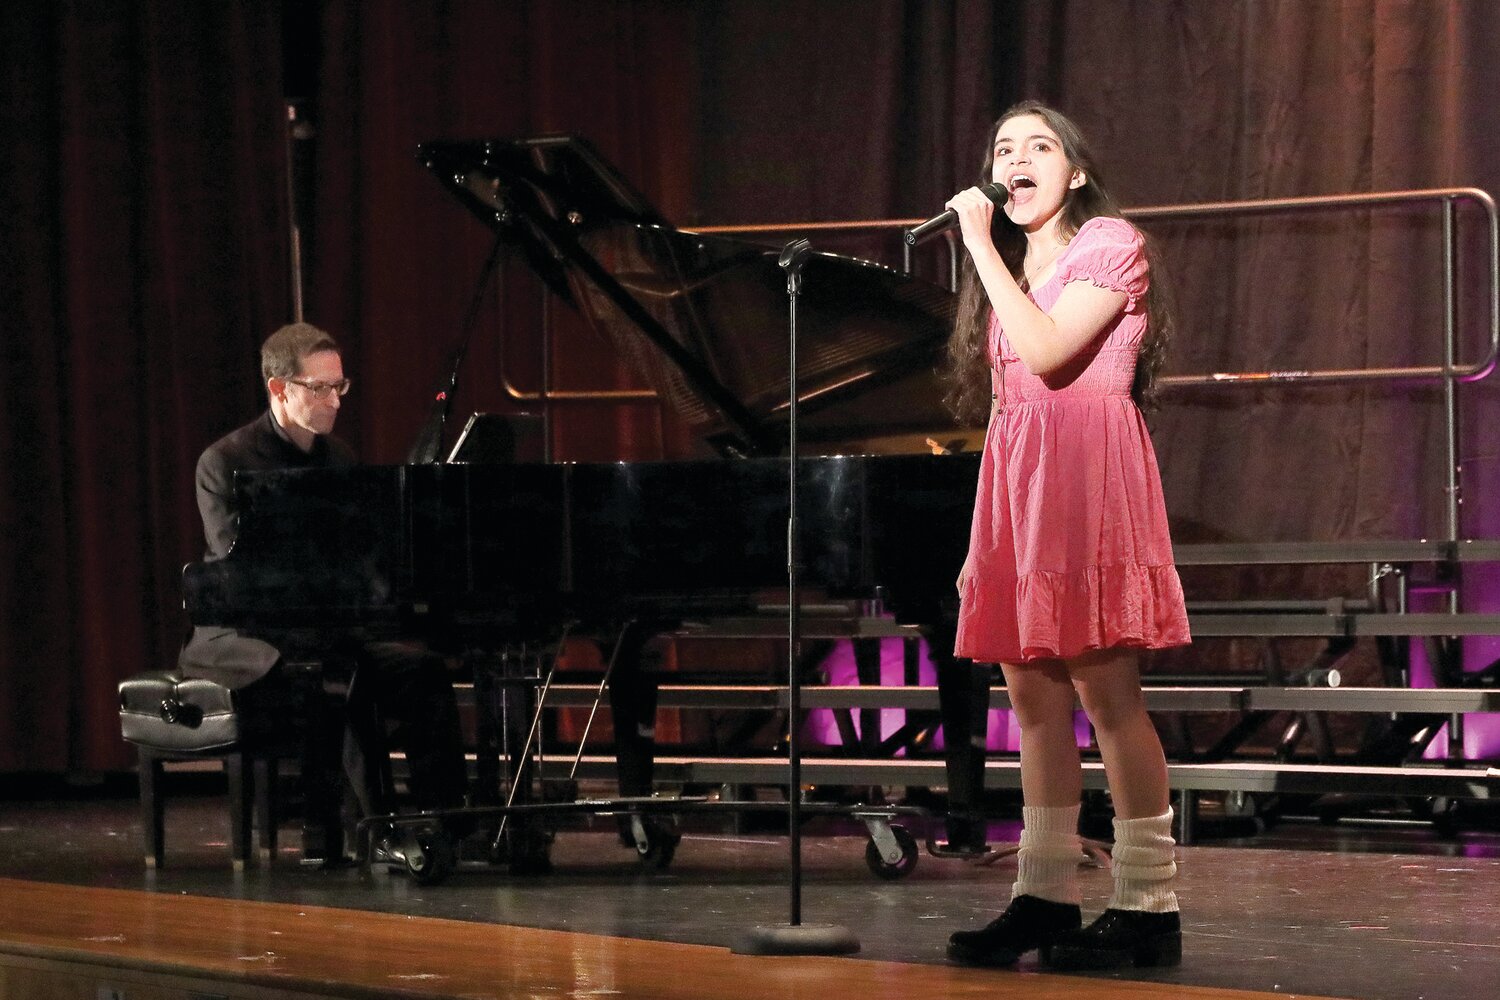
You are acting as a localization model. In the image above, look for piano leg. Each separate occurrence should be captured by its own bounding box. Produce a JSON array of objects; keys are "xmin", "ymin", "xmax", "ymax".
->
[
  {"xmin": 933, "ymin": 621, "xmax": 991, "ymax": 854},
  {"xmin": 852, "ymin": 638, "xmax": 882, "ymax": 754},
  {"xmin": 494, "ymin": 646, "xmax": 553, "ymax": 874},
  {"xmin": 606, "ymin": 621, "xmax": 658, "ymax": 799},
  {"xmin": 602, "ymin": 621, "xmax": 678, "ymax": 858},
  {"xmin": 853, "ymin": 638, "xmax": 887, "ymax": 802},
  {"xmin": 471, "ymin": 657, "xmax": 503, "ymax": 808}
]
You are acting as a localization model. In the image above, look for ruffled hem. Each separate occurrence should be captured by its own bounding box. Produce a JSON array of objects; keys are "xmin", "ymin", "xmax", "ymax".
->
[{"xmin": 955, "ymin": 562, "xmax": 1191, "ymax": 664}]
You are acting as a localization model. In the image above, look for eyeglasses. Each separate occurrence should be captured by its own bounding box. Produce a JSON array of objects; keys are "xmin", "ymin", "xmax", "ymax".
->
[{"xmin": 286, "ymin": 377, "xmax": 352, "ymax": 400}]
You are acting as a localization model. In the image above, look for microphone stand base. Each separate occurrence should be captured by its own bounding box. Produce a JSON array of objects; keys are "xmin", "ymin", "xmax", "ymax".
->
[{"xmin": 731, "ymin": 923, "xmax": 860, "ymax": 956}]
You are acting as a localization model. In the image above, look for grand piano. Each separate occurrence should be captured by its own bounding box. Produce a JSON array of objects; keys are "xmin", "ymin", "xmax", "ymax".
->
[{"xmin": 182, "ymin": 136, "xmax": 993, "ymax": 864}]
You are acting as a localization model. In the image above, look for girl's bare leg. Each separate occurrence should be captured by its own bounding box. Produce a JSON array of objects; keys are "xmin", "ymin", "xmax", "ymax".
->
[
  {"xmin": 1000, "ymin": 657, "xmax": 1083, "ymax": 807},
  {"xmin": 1067, "ymin": 647, "xmax": 1168, "ymax": 820}
]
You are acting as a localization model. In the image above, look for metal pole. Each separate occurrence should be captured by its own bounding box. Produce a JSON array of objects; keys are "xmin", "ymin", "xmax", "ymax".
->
[
  {"xmin": 1443, "ymin": 198, "xmax": 1461, "ymax": 546},
  {"xmin": 1442, "ymin": 198, "xmax": 1465, "ymax": 757},
  {"xmin": 284, "ymin": 102, "xmax": 307, "ymax": 322},
  {"xmin": 785, "ymin": 252, "xmax": 804, "ymax": 926},
  {"xmin": 733, "ymin": 241, "xmax": 857, "ymax": 956}
]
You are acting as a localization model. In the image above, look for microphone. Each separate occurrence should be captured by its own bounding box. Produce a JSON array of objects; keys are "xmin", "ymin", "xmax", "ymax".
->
[{"xmin": 904, "ymin": 183, "xmax": 1006, "ymax": 245}]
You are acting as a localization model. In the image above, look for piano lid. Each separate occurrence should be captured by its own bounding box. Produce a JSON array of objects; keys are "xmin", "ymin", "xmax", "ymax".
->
[{"xmin": 420, "ymin": 136, "xmax": 959, "ymax": 456}]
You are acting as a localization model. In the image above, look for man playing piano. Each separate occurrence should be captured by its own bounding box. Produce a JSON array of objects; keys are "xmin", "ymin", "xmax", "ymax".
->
[{"xmin": 178, "ymin": 322, "xmax": 467, "ymax": 863}]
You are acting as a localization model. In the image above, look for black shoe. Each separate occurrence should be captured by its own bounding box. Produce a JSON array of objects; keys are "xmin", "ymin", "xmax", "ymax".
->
[
  {"xmin": 1045, "ymin": 908, "xmax": 1181, "ymax": 970},
  {"xmin": 947, "ymin": 895, "xmax": 1083, "ymax": 966}
]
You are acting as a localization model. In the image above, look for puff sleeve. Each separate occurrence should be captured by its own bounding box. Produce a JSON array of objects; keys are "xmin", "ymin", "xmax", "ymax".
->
[{"xmin": 1055, "ymin": 216, "xmax": 1149, "ymax": 311}]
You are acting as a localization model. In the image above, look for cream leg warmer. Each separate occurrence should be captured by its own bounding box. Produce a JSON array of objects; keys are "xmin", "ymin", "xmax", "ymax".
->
[
  {"xmin": 1011, "ymin": 804, "xmax": 1083, "ymax": 906},
  {"xmin": 1109, "ymin": 807, "xmax": 1179, "ymax": 913}
]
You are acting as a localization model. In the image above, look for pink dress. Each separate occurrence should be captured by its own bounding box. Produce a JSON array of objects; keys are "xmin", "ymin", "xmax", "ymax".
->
[{"xmin": 954, "ymin": 216, "xmax": 1191, "ymax": 664}]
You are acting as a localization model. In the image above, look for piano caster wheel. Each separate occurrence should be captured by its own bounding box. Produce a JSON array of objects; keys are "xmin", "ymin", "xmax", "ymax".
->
[
  {"xmin": 1430, "ymin": 797, "xmax": 1462, "ymax": 838},
  {"xmin": 381, "ymin": 827, "xmax": 450, "ymax": 881},
  {"xmin": 865, "ymin": 824, "xmax": 919, "ymax": 880},
  {"xmin": 626, "ymin": 815, "xmax": 680, "ymax": 870},
  {"xmin": 402, "ymin": 829, "xmax": 456, "ymax": 886},
  {"xmin": 638, "ymin": 829, "xmax": 680, "ymax": 870}
]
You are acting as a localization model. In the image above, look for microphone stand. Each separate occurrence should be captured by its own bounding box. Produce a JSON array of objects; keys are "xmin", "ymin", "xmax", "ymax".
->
[{"xmin": 734, "ymin": 239, "xmax": 859, "ymax": 957}]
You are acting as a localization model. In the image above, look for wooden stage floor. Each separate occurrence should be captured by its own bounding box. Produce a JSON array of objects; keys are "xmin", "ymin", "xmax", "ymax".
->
[{"xmin": 1, "ymin": 791, "xmax": 1498, "ymax": 999}]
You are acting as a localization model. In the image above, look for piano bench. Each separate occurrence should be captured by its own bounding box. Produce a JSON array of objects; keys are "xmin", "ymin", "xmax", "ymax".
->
[{"xmin": 118, "ymin": 671, "xmax": 284, "ymax": 871}]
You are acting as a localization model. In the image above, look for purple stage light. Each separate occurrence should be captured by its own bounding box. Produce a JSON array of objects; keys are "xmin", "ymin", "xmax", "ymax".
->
[{"xmin": 800, "ymin": 637, "xmax": 1093, "ymax": 753}]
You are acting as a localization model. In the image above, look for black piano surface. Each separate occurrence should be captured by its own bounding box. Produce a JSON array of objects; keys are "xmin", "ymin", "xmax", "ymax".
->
[
  {"xmin": 184, "ymin": 454, "xmax": 978, "ymax": 638},
  {"xmin": 183, "ymin": 136, "xmax": 976, "ymax": 637}
]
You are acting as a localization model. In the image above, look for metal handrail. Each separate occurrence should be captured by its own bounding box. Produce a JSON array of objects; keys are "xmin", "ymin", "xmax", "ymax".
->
[
  {"xmin": 1132, "ymin": 187, "xmax": 1499, "ymax": 388},
  {"xmin": 500, "ymin": 284, "xmax": 659, "ymax": 405},
  {"xmin": 497, "ymin": 189, "xmax": 1498, "ymax": 468},
  {"xmin": 698, "ymin": 186, "xmax": 1499, "ymax": 389},
  {"xmin": 501, "ymin": 187, "xmax": 1498, "ymax": 397},
  {"xmin": 1107, "ymin": 186, "xmax": 1496, "ymax": 546}
]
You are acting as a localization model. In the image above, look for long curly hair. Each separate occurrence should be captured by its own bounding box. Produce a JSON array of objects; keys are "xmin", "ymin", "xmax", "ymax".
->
[{"xmin": 942, "ymin": 101, "xmax": 1173, "ymax": 424}]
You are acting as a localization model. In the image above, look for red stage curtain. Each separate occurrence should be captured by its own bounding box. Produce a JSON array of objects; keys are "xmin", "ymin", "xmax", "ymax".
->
[
  {"xmin": 0, "ymin": 1, "xmax": 289, "ymax": 771},
  {"xmin": 305, "ymin": 0, "xmax": 701, "ymax": 465},
  {"xmin": 6, "ymin": 0, "xmax": 1500, "ymax": 772}
]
